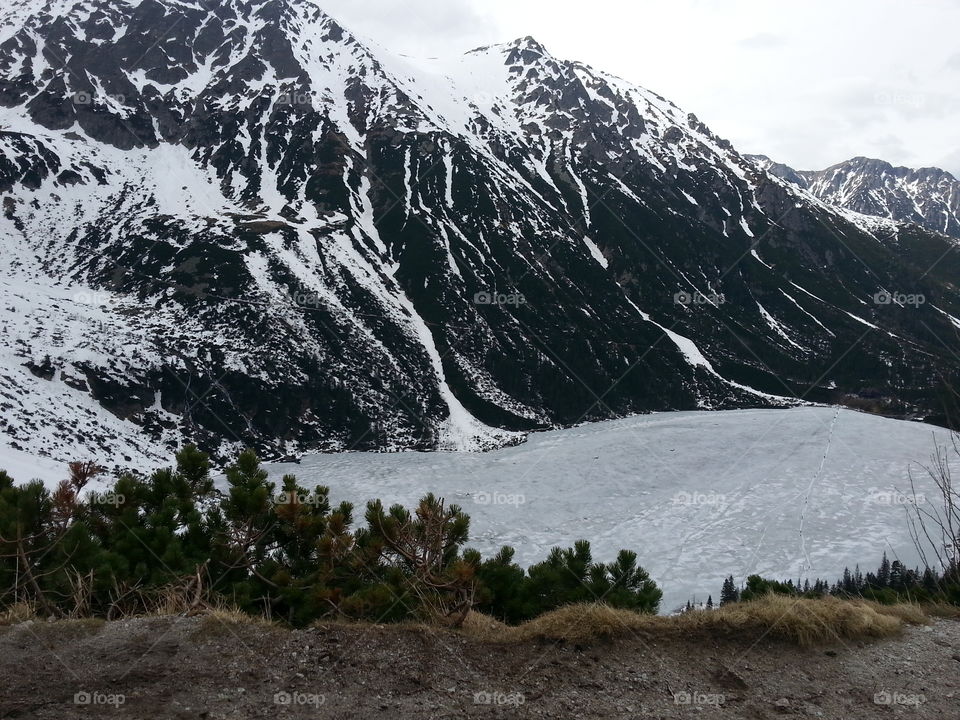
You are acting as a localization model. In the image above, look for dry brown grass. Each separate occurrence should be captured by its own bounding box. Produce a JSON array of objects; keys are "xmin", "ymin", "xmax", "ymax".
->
[
  {"xmin": 461, "ymin": 594, "xmax": 929, "ymax": 646},
  {"xmin": 920, "ymin": 603, "xmax": 960, "ymax": 619},
  {"xmin": 189, "ymin": 606, "xmax": 280, "ymax": 640},
  {"xmin": 0, "ymin": 602, "xmax": 104, "ymax": 639},
  {"xmin": 27, "ymin": 617, "xmax": 105, "ymax": 639},
  {"xmin": 861, "ymin": 599, "xmax": 928, "ymax": 625},
  {"xmin": 2, "ymin": 593, "xmax": 945, "ymax": 647},
  {"xmin": 0, "ymin": 602, "xmax": 37, "ymax": 626},
  {"xmin": 199, "ymin": 606, "xmax": 276, "ymax": 626}
]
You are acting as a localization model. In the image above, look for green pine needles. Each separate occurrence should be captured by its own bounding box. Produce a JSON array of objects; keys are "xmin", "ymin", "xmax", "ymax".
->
[{"xmin": 0, "ymin": 447, "xmax": 661, "ymax": 626}]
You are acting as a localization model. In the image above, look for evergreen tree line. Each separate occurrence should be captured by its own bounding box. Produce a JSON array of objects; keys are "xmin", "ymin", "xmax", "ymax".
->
[
  {"xmin": 0, "ymin": 447, "xmax": 661, "ymax": 626},
  {"xmin": 717, "ymin": 552, "xmax": 960, "ymax": 607}
]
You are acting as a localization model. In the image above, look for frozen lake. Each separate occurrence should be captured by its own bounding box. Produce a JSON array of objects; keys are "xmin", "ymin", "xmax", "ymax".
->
[{"xmin": 267, "ymin": 407, "xmax": 953, "ymax": 612}]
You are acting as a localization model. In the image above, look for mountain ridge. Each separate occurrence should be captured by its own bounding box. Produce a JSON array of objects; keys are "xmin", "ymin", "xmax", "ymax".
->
[
  {"xmin": 748, "ymin": 154, "xmax": 960, "ymax": 239},
  {"xmin": 2, "ymin": 0, "xmax": 960, "ymax": 469}
]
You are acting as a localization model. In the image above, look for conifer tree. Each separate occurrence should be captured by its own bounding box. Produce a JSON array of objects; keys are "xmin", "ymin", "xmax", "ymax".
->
[
  {"xmin": 0, "ymin": 448, "xmax": 666, "ymax": 625},
  {"xmin": 841, "ymin": 567, "xmax": 855, "ymax": 594},
  {"xmin": 720, "ymin": 575, "xmax": 739, "ymax": 605},
  {"xmin": 877, "ymin": 553, "xmax": 891, "ymax": 587},
  {"xmin": 889, "ymin": 560, "xmax": 904, "ymax": 591}
]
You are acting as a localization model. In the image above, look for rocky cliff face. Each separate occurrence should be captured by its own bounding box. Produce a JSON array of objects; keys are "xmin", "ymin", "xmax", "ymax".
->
[{"xmin": 2, "ymin": 0, "xmax": 960, "ymax": 467}]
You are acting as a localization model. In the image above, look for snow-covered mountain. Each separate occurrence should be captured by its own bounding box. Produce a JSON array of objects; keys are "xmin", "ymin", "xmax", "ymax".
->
[
  {"xmin": 750, "ymin": 155, "xmax": 960, "ymax": 240},
  {"xmin": 2, "ymin": 0, "xmax": 960, "ymax": 468}
]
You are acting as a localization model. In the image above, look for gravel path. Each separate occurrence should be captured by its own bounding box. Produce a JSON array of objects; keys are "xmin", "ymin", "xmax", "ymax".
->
[{"xmin": 1, "ymin": 615, "xmax": 958, "ymax": 718}]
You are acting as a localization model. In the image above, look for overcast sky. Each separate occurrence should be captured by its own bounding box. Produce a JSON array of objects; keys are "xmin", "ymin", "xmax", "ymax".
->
[{"xmin": 322, "ymin": 0, "xmax": 960, "ymax": 177}]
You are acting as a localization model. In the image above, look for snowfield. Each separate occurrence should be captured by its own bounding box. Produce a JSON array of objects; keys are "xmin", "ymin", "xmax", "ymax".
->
[{"xmin": 266, "ymin": 407, "xmax": 953, "ymax": 612}]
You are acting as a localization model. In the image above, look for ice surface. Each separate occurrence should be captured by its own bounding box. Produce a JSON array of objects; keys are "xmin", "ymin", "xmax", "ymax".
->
[{"xmin": 265, "ymin": 407, "xmax": 953, "ymax": 612}]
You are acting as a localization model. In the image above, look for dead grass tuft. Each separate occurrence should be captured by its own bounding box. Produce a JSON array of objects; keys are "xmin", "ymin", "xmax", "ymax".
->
[
  {"xmin": 674, "ymin": 595, "xmax": 906, "ymax": 645},
  {"xmin": 462, "ymin": 594, "xmax": 926, "ymax": 646},
  {"xmin": 516, "ymin": 602, "xmax": 646, "ymax": 642},
  {"xmin": 920, "ymin": 603, "xmax": 960, "ymax": 619},
  {"xmin": 199, "ymin": 606, "xmax": 270, "ymax": 625},
  {"xmin": 861, "ymin": 600, "xmax": 929, "ymax": 625},
  {"xmin": 28, "ymin": 618, "xmax": 105, "ymax": 639},
  {"xmin": 189, "ymin": 607, "xmax": 279, "ymax": 640},
  {"xmin": 2, "ymin": 593, "xmax": 942, "ymax": 647},
  {"xmin": 0, "ymin": 602, "xmax": 37, "ymax": 626},
  {"xmin": 459, "ymin": 609, "xmax": 511, "ymax": 640}
]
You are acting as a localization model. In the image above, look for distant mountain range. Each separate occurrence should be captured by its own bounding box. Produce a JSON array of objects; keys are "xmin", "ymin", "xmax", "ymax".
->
[
  {"xmin": 1, "ymin": 0, "xmax": 959, "ymax": 468},
  {"xmin": 749, "ymin": 155, "xmax": 960, "ymax": 239}
]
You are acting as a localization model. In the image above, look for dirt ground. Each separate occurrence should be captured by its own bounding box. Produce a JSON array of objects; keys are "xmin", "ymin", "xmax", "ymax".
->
[{"xmin": 1, "ymin": 614, "xmax": 958, "ymax": 719}]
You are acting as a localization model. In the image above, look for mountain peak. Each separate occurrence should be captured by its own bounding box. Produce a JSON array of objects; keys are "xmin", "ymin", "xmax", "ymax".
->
[
  {"xmin": 833, "ymin": 156, "xmax": 956, "ymax": 182},
  {"xmin": 509, "ymin": 36, "xmax": 548, "ymax": 53},
  {"xmin": 827, "ymin": 156, "xmax": 894, "ymax": 173},
  {"xmin": 468, "ymin": 35, "xmax": 551, "ymax": 61}
]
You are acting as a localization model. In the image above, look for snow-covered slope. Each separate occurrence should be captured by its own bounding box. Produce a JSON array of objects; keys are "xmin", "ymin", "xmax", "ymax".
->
[
  {"xmin": 2, "ymin": 0, "xmax": 960, "ymax": 464},
  {"xmin": 264, "ymin": 407, "xmax": 954, "ymax": 613}
]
